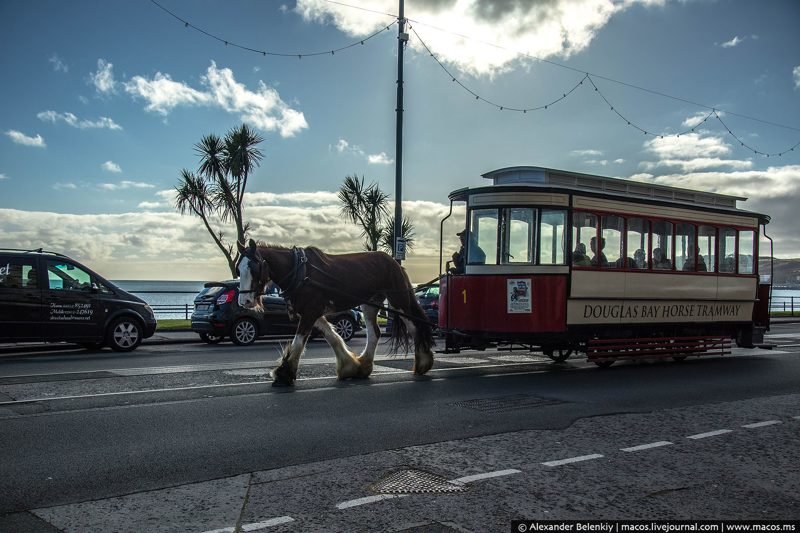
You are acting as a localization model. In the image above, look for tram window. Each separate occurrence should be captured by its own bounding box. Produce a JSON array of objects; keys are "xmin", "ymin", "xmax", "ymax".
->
[
  {"xmin": 539, "ymin": 210, "xmax": 566, "ymax": 265},
  {"xmin": 697, "ymin": 225, "xmax": 715, "ymax": 272},
  {"xmin": 600, "ymin": 215, "xmax": 623, "ymax": 268},
  {"xmin": 675, "ymin": 223, "xmax": 696, "ymax": 271},
  {"xmin": 626, "ymin": 218, "xmax": 649, "ymax": 269},
  {"xmin": 651, "ymin": 220, "xmax": 674, "ymax": 270},
  {"xmin": 501, "ymin": 208, "xmax": 535, "ymax": 264},
  {"xmin": 469, "ymin": 208, "xmax": 497, "ymax": 265},
  {"xmin": 572, "ymin": 212, "xmax": 597, "ymax": 267},
  {"xmin": 739, "ymin": 230, "xmax": 754, "ymax": 274},
  {"xmin": 719, "ymin": 228, "xmax": 736, "ymax": 273}
]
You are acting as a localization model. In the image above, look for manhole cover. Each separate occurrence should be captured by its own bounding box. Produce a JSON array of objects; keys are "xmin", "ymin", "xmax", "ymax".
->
[
  {"xmin": 370, "ymin": 468, "xmax": 467, "ymax": 494},
  {"xmin": 451, "ymin": 394, "xmax": 563, "ymax": 412}
]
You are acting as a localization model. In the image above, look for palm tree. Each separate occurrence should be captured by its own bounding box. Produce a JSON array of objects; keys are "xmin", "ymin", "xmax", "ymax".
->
[
  {"xmin": 338, "ymin": 174, "xmax": 415, "ymax": 255},
  {"xmin": 175, "ymin": 124, "xmax": 264, "ymax": 277}
]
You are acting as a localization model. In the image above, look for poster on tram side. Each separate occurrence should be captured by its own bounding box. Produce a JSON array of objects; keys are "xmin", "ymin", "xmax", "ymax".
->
[{"xmin": 507, "ymin": 279, "xmax": 532, "ymax": 313}]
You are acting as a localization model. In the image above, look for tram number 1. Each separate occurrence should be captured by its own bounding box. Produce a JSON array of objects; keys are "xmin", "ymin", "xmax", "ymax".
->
[{"xmin": 462, "ymin": 289, "xmax": 467, "ymax": 304}]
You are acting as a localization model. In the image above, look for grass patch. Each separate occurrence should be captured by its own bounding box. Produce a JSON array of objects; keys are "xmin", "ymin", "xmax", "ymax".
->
[{"xmin": 157, "ymin": 319, "xmax": 191, "ymax": 331}]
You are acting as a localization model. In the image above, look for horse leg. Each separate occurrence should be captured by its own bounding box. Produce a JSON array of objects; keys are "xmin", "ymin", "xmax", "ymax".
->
[
  {"xmin": 356, "ymin": 302, "xmax": 382, "ymax": 376},
  {"xmin": 314, "ymin": 316, "xmax": 370, "ymax": 379},
  {"xmin": 271, "ymin": 320, "xmax": 314, "ymax": 386},
  {"xmin": 402, "ymin": 316, "xmax": 434, "ymax": 375}
]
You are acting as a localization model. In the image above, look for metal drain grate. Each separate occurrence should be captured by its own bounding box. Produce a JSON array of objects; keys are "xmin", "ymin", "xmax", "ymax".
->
[
  {"xmin": 370, "ymin": 468, "xmax": 467, "ymax": 494},
  {"xmin": 451, "ymin": 394, "xmax": 563, "ymax": 413}
]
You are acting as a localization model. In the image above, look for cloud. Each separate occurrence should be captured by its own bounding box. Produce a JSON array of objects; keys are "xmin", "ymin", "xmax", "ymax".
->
[
  {"xmin": 49, "ymin": 54, "xmax": 68, "ymax": 73},
  {"xmin": 53, "ymin": 182, "xmax": 78, "ymax": 190},
  {"xmin": 367, "ymin": 152, "xmax": 393, "ymax": 165},
  {"xmin": 571, "ymin": 149, "xmax": 603, "ymax": 157},
  {"xmin": 681, "ymin": 111, "xmax": 716, "ymax": 129},
  {"xmin": 91, "ymin": 59, "xmax": 117, "ymax": 94},
  {"xmin": 37, "ymin": 110, "xmax": 122, "ymax": 130},
  {"xmin": 333, "ymin": 137, "xmax": 393, "ymax": 165},
  {"xmin": 98, "ymin": 181, "xmax": 154, "ymax": 191},
  {"xmin": 102, "ymin": 161, "xmax": 122, "ymax": 173},
  {"xmin": 720, "ymin": 36, "xmax": 743, "ymax": 48},
  {"xmin": 122, "ymin": 62, "xmax": 307, "ymax": 137},
  {"xmin": 5, "ymin": 130, "xmax": 46, "ymax": 147},
  {"xmin": 794, "ymin": 66, "xmax": 800, "ymax": 90},
  {"xmin": 0, "ymin": 173, "xmax": 8, "ymax": 181},
  {"xmin": 295, "ymin": 0, "xmax": 661, "ymax": 77}
]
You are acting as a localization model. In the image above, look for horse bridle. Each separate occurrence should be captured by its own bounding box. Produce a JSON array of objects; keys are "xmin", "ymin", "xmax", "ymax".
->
[{"xmin": 237, "ymin": 248, "xmax": 269, "ymax": 295}]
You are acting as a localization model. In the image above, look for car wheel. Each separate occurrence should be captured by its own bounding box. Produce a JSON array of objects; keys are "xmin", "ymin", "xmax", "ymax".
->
[
  {"xmin": 332, "ymin": 315, "xmax": 356, "ymax": 342},
  {"xmin": 199, "ymin": 332, "xmax": 224, "ymax": 344},
  {"xmin": 107, "ymin": 316, "xmax": 143, "ymax": 352},
  {"xmin": 231, "ymin": 317, "xmax": 258, "ymax": 346}
]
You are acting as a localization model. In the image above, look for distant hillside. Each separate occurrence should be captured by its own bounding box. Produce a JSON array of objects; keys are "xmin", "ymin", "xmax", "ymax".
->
[{"xmin": 760, "ymin": 257, "xmax": 800, "ymax": 287}]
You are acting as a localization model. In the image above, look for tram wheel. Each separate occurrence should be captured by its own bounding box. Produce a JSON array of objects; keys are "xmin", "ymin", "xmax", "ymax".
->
[
  {"xmin": 545, "ymin": 348, "xmax": 573, "ymax": 362},
  {"xmin": 594, "ymin": 360, "xmax": 615, "ymax": 368}
]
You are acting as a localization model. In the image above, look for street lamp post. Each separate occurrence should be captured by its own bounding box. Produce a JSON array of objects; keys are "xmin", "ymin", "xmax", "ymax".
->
[{"xmin": 394, "ymin": 0, "xmax": 407, "ymax": 262}]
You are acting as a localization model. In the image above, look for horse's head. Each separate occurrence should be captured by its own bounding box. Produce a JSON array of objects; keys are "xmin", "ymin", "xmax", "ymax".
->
[{"xmin": 237, "ymin": 239, "xmax": 270, "ymax": 309}]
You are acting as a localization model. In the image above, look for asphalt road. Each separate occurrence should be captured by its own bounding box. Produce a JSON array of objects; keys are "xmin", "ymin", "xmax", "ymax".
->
[{"xmin": 1, "ymin": 324, "xmax": 799, "ymax": 531}]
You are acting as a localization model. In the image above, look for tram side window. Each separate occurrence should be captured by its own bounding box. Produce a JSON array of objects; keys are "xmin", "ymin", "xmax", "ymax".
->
[
  {"xmin": 501, "ymin": 208, "xmax": 535, "ymax": 264},
  {"xmin": 469, "ymin": 208, "xmax": 497, "ymax": 265},
  {"xmin": 675, "ymin": 223, "xmax": 696, "ymax": 271},
  {"xmin": 600, "ymin": 215, "xmax": 623, "ymax": 268},
  {"xmin": 539, "ymin": 210, "xmax": 567, "ymax": 265},
  {"xmin": 571, "ymin": 212, "xmax": 597, "ymax": 267},
  {"xmin": 697, "ymin": 226, "xmax": 715, "ymax": 272},
  {"xmin": 739, "ymin": 230, "xmax": 754, "ymax": 274},
  {"xmin": 719, "ymin": 228, "xmax": 737, "ymax": 273},
  {"xmin": 626, "ymin": 218, "xmax": 649, "ymax": 269},
  {"xmin": 651, "ymin": 220, "xmax": 674, "ymax": 270}
]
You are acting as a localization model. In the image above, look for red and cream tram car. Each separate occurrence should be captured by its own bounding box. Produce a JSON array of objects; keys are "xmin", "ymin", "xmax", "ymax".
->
[{"xmin": 438, "ymin": 166, "xmax": 772, "ymax": 366}]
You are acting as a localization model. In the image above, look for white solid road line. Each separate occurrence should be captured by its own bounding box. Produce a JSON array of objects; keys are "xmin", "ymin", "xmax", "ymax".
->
[
  {"xmin": 742, "ymin": 420, "xmax": 782, "ymax": 428},
  {"xmin": 201, "ymin": 516, "xmax": 294, "ymax": 533},
  {"xmin": 686, "ymin": 429, "xmax": 733, "ymax": 439},
  {"xmin": 620, "ymin": 441, "xmax": 673, "ymax": 452},
  {"xmin": 541, "ymin": 454, "xmax": 604, "ymax": 467}
]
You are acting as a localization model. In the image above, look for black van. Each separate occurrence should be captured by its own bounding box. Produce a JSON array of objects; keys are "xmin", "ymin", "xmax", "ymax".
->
[{"xmin": 0, "ymin": 248, "xmax": 157, "ymax": 351}]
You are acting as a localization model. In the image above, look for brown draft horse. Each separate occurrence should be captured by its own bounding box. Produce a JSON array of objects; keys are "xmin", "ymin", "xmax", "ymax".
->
[{"xmin": 236, "ymin": 239, "xmax": 435, "ymax": 386}]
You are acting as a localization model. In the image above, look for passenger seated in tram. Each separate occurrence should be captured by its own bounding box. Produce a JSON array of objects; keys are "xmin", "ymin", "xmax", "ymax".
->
[
  {"xmin": 590, "ymin": 236, "xmax": 608, "ymax": 267},
  {"xmin": 652, "ymin": 247, "xmax": 672, "ymax": 270},
  {"xmin": 449, "ymin": 229, "xmax": 486, "ymax": 274},
  {"xmin": 633, "ymin": 249, "xmax": 647, "ymax": 269},
  {"xmin": 682, "ymin": 247, "xmax": 707, "ymax": 272},
  {"xmin": 572, "ymin": 243, "xmax": 591, "ymax": 266}
]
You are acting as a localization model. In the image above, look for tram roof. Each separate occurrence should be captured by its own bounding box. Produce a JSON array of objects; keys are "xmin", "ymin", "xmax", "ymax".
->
[{"xmin": 449, "ymin": 166, "xmax": 767, "ymax": 219}]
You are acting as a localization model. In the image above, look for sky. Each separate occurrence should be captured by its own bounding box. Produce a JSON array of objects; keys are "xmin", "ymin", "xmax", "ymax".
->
[{"xmin": 1, "ymin": 0, "xmax": 799, "ymax": 282}]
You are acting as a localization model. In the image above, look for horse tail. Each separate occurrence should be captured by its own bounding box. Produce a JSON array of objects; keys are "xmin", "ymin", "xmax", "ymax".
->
[{"xmin": 386, "ymin": 261, "xmax": 435, "ymax": 356}]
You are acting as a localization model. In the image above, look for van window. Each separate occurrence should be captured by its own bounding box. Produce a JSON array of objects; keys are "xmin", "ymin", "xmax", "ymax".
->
[
  {"xmin": 0, "ymin": 258, "xmax": 38, "ymax": 289},
  {"xmin": 47, "ymin": 260, "xmax": 93, "ymax": 291}
]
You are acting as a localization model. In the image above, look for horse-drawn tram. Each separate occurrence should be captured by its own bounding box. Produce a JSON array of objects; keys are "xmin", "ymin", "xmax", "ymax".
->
[{"xmin": 438, "ymin": 166, "xmax": 773, "ymax": 366}]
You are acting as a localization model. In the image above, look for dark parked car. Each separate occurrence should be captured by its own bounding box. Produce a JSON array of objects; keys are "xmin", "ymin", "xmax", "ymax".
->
[
  {"xmin": 191, "ymin": 280, "xmax": 363, "ymax": 345},
  {"xmin": 384, "ymin": 282, "xmax": 440, "ymax": 334},
  {"xmin": 0, "ymin": 248, "xmax": 157, "ymax": 351}
]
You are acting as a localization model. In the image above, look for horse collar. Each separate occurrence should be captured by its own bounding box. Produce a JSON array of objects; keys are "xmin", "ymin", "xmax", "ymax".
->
[{"xmin": 277, "ymin": 247, "xmax": 308, "ymax": 296}]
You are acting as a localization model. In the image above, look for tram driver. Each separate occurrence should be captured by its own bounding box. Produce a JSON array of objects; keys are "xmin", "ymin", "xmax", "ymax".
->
[{"xmin": 450, "ymin": 229, "xmax": 486, "ymax": 274}]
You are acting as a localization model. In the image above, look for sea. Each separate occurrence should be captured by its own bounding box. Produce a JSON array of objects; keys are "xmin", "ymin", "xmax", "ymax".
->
[
  {"xmin": 111, "ymin": 280, "xmax": 208, "ymax": 319},
  {"xmin": 109, "ymin": 280, "xmax": 800, "ymax": 320}
]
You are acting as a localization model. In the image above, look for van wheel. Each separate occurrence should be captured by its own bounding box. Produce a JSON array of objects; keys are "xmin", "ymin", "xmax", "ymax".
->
[
  {"xmin": 107, "ymin": 317, "xmax": 143, "ymax": 352},
  {"xmin": 332, "ymin": 315, "xmax": 356, "ymax": 342},
  {"xmin": 231, "ymin": 317, "xmax": 258, "ymax": 346}
]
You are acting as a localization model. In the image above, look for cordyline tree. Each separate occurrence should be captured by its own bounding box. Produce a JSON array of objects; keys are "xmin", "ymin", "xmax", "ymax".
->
[
  {"xmin": 175, "ymin": 124, "xmax": 264, "ymax": 277},
  {"xmin": 338, "ymin": 174, "xmax": 415, "ymax": 254}
]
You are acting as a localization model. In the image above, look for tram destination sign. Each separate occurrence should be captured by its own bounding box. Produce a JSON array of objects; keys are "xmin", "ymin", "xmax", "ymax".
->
[{"xmin": 568, "ymin": 300, "xmax": 753, "ymax": 325}]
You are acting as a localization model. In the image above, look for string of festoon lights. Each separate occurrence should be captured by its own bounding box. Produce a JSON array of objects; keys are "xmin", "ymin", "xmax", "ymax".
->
[
  {"xmin": 409, "ymin": 24, "xmax": 799, "ymax": 158},
  {"xmin": 148, "ymin": 0, "xmax": 799, "ymax": 158},
  {"xmin": 149, "ymin": 0, "xmax": 395, "ymax": 59}
]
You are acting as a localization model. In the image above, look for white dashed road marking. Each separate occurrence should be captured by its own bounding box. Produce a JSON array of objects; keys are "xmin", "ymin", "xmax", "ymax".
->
[
  {"xmin": 542, "ymin": 454, "xmax": 604, "ymax": 467},
  {"xmin": 450, "ymin": 469, "xmax": 521, "ymax": 484},
  {"xmin": 336, "ymin": 494, "xmax": 404, "ymax": 510},
  {"xmin": 620, "ymin": 441, "xmax": 673, "ymax": 452},
  {"xmin": 742, "ymin": 420, "xmax": 782, "ymax": 428},
  {"xmin": 686, "ymin": 429, "xmax": 733, "ymax": 439}
]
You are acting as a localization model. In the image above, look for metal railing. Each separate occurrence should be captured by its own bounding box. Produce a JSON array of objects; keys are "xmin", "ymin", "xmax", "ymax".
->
[
  {"xmin": 128, "ymin": 290, "xmax": 198, "ymax": 320},
  {"xmin": 771, "ymin": 295, "xmax": 799, "ymax": 317}
]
